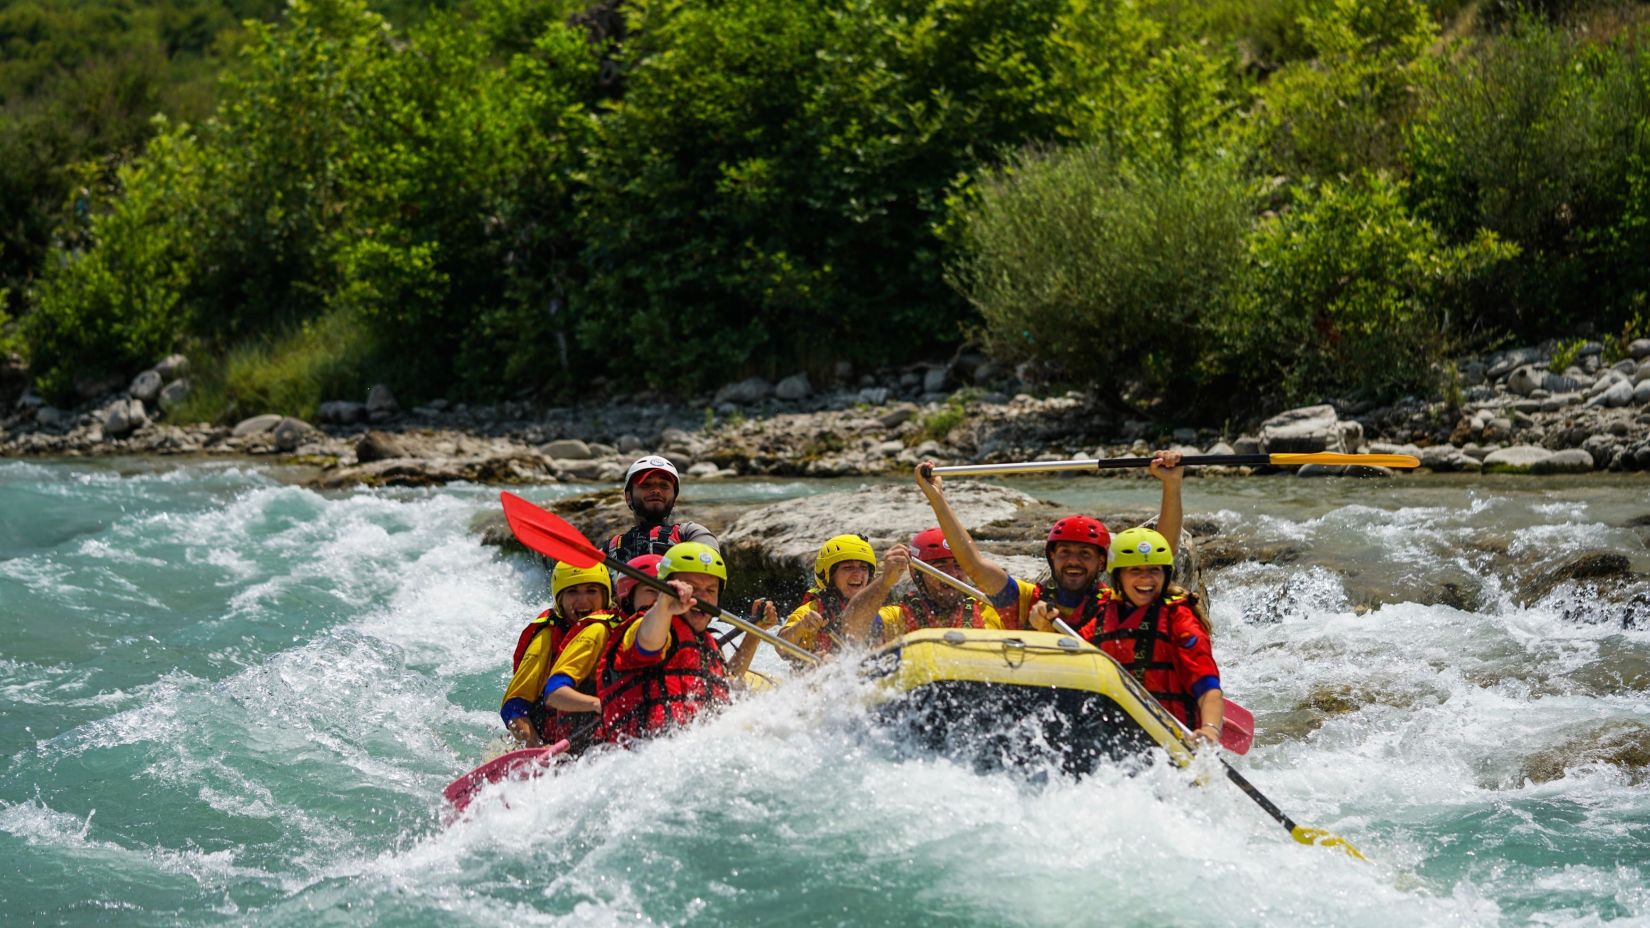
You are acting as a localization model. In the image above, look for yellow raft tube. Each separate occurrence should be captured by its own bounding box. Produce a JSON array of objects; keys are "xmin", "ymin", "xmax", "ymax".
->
[{"xmin": 860, "ymin": 627, "xmax": 1195, "ymax": 775}]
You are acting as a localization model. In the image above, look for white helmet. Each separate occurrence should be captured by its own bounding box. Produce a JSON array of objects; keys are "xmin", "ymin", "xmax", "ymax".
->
[{"xmin": 624, "ymin": 455, "xmax": 680, "ymax": 491}]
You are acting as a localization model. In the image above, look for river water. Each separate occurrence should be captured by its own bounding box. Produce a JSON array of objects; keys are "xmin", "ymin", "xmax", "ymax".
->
[{"xmin": 3, "ymin": 458, "xmax": 1649, "ymax": 926}]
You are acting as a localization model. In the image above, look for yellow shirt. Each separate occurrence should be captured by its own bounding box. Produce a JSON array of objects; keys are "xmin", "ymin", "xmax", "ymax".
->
[
  {"xmin": 500, "ymin": 612, "xmax": 616, "ymax": 710},
  {"xmin": 991, "ymin": 577, "xmax": 1040, "ymax": 630},
  {"xmin": 547, "ymin": 621, "xmax": 613, "ymax": 688},
  {"xmin": 874, "ymin": 600, "xmax": 1006, "ymax": 641}
]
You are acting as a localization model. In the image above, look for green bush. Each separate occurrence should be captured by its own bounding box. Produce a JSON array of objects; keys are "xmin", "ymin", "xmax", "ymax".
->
[
  {"xmin": 573, "ymin": 0, "xmax": 1078, "ymax": 390},
  {"xmin": 1223, "ymin": 172, "xmax": 1515, "ymax": 403},
  {"xmin": 26, "ymin": 128, "xmax": 205, "ymax": 400},
  {"xmin": 1408, "ymin": 17, "xmax": 1650, "ymax": 336},
  {"xmin": 948, "ymin": 142, "xmax": 1255, "ymax": 414},
  {"xmin": 1245, "ymin": 0, "xmax": 1439, "ymax": 180}
]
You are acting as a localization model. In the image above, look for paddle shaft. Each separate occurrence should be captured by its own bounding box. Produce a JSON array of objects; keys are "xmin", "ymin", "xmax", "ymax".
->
[
  {"xmin": 908, "ymin": 558, "xmax": 992, "ymax": 601},
  {"xmin": 930, "ymin": 452, "xmax": 1418, "ymax": 478},
  {"xmin": 605, "ymin": 555, "xmax": 822, "ymax": 666},
  {"xmin": 1052, "ymin": 617, "xmax": 1359, "ymax": 856}
]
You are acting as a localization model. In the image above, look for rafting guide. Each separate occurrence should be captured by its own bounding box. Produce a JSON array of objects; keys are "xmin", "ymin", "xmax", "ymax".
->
[{"xmin": 605, "ymin": 455, "xmax": 719, "ymax": 563}]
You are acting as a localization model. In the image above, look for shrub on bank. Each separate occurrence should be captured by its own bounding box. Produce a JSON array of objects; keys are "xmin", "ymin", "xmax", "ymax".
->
[
  {"xmin": 1407, "ymin": 17, "xmax": 1650, "ymax": 337},
  {"xmin": 1224, "ymin": 173, "xmax": 1515, "ymax": 404},
  {"xmin": 947, "ymin": 142, "xmax": 1254, "ymax": 414}
]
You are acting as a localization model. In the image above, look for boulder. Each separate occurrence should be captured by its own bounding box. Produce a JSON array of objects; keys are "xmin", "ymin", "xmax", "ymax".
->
[
  {"xmin": 128, "ymin": 370, "xmax": 163, "ymax": 403},
  {"xmin": 687, "ymin": 461, "xmax": 720, "ymax": 478},
  {"xmin": 365, "ymin": 384, "xmax": 399, "ymax": 415},
  {"xmin": 318, "ymin": 400, "xmax": 367, "ymax": 424},
  {"xmin": 1589, "ymin": 380, "xmax": 1635, "ymax": 408},
  {"xmin": 713, "ymin": 376, "xmax": 771, "ymax": 405},
  {"xmin": 1530, "ymin": 448, "xmax": 1595, "ymax": 474},
  {"xmin": 1258, "ymin": 404, "xmax": 1345, "ymax": 453},
  {"xmin": 232, "ymin": 414, "xmax": 283, "ymax": 437},
  {"xmin": 1482, "ymin": 445, "xmax": 1554, "ymax": 474},
  {"xmin": 157, "ymin": 379, "xmax": 192, "ymax": 413},
  {"xmin": 1232, "ymin": 435, "xmax": 1262, "ymax": 455},
  {"xmin": 923, "ymin": 366, "xmax": 951, "ymax": 394},
  {"xmin": 878, "ymin": 405, "xmax": 918, "ymax": 428},
  {"xmin": 774, "ymin": 373, "xmax": 813, "ymax": 401},
  {"xmin": 271, "ymin": 417, "xmax": 312, "ymax": 452},
  {"xmin": 154, "ymin": 354, "xmax": 190, "ymax": 380},
  {"xmin": 1487, "ymin": 348, "xmax": 1540, "ymax": 380},
  {"xmin": 1630, "ymin": 338, "xmax": 1650, "ymax": 361},
  {"xmin": 555, "ymin": 459, "xmax": 605, "ymax": 480},
  {"xmin": 1419, "ymin": 444, "xmax": 1481, "ymax": 472},
  {"xmin": 1295, "ymin": 464, "xmax": 1348, "ymax": 478},
  {"xmin": 720, "ymin": 482, "xmax": 1051, "ymax": 575},
  {"xmin": 1506, "ymin": 365, "xmax": 1540, "ymax": 395},
  {"xmin": 1519, "ymin": 551, "xmax": 1633, "ymax": 604},
  {"xmin": 1636, "ymin": 380, "xmax": 1650, "ymax": 405},
  {"xmin": 541, "ymin": 438, "xmax": 593, "ymax": 460},
  {"xmin": 34, "ymin": 405, "xmax": 71, "ymax": 431},
  {"xmin": 355, "ymin": 430, "xmax": 408, "ymax": 463},
  {"xmin": 616, "ymin": 434, "xmax": 645, "ymax": 453},
  {"xmin": 658, "ymin": 427, "xmax": 695, "ymax": 448},
  {"xmin": 101, "ymin": 397, "xmax": 149, "ymax": 437}
]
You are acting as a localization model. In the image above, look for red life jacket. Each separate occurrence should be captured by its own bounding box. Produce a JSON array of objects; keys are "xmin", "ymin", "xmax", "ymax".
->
[
  {"xmin": 605, "ymin": 523, "xmax": 685, "ymax": 563},
  {"xmin": 893, "ymin": 587, "xmax": 988, "ymax": 634},
  {"xmin": 1074, "ymin": 589, "xmax": 1202, "ymax": 726},
  {"xmin": 511, "ymin": 608, "xmax": 617, "ymax": 742},
  {"xmin": 794, "ymin": 589, "xmax": 850, "ymax": 657},
  {"xmin": 596, "ymin": 614, "xmax": 732, "ymax": 745}
]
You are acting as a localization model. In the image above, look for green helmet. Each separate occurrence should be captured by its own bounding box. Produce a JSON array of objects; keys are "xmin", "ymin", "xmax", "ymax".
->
[
  {"xmin": 1108, "ymin": 527, "xmax": 1174, "ymax": 571},
  {"xmin": 658, "ymin": 542, "xmax": 728, "ymax": 587}
]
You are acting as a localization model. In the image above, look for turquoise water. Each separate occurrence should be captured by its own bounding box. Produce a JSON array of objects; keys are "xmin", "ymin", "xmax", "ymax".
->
[{"xmin": 3, "ymin": 459, "xmax": 1649, "ymax": 926}]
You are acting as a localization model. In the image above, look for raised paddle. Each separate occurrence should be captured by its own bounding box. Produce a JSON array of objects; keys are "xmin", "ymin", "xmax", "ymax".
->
[
  {"xmin": 443, "ymin": 739, "xmax": 570, "ymax": 813},
  {"xmin": 928, "ymin": 452, "xmax": 1420, "ymax": 478},
  {"xmin": 1051, "ymin": 615, "xmax": 1366, "ymax": 860},
  {"xmin": 499, "ymin": 492, "xmax": 822, "ymax": 667},
  {"xmin": 908, "ymin": 558, "xmax": 1254, "ymax": 754}
]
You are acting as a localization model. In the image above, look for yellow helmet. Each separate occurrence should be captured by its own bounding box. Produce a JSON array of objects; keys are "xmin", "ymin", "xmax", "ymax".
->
[
  {"xmin": 1107, "ymin": 527, "xmax": 1174, "ymax": 571},
  {"xmin": 551, "ymin": 561, "xmax": 613, "ymax": 606},
  {"xmin": 658, "ymin": 542, "xmax": 728, "ymax": 588},
  {"xmin": 813, "ymin": 534, "xmax": 877, "ymax": 590}
]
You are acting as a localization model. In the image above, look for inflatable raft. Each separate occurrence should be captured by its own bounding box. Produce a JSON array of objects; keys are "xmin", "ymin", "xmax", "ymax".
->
[{"xmin": 861, "ymin": 627, "xmax": 1195, "ymax": 775}]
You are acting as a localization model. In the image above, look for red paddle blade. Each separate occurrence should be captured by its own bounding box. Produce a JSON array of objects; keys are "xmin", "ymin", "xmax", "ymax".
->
[
  {"xmin": 500, "ymin": 492, "xmax": 605, "ymax": 568},
  {"xmin": 443, "ymin": 740, "xmax": 571, "ymax": 813},
  {"xmin": 1221, "ymin": 700, "xmax": 1255, "ymax": 755}
]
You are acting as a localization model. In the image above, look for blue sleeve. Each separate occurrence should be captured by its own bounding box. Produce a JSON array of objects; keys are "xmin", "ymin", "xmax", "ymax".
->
[
  {"xmin": 540, "ymin": 673, "xmax": 575, "ymax": 700},
  {"xmin": 500, "ymin": 697, "xmax": 533, "ymax": 724},
  {"xmin": 634, "ymin": 641, "xmax": 662, "ymax": 657},
  {"xmin": 989, "ymin": 576, "xmax": 1022, "ymax": 611},
  {"xmin": 1190, "ymin": 675, "xmax": 1222, "ymax": 699}
]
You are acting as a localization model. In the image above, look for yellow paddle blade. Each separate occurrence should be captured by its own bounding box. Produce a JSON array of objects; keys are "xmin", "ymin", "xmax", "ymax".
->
[
  {"xmin": 1291, "ymin": 826, "xmax": 1369, "ymax": 861},
  {"xmin": 1269, "ymin": 452, "xmax": 1420, "ymax": 469}
]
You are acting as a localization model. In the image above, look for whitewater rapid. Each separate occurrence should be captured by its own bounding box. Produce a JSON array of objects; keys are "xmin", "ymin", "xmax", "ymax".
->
[{"xmin": 2, "ymin": 459, "xmax": 1647, "ymax": 926}]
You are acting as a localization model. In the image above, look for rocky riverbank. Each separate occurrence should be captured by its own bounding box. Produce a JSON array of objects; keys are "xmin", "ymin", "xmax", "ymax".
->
[{"xmin": 4, "ymin": 339, "xmax": 1650, "ymax": 484}]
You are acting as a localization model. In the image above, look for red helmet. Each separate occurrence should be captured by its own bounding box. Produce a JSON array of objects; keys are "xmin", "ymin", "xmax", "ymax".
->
[
  {"xmin": 911, "ymin": 527, "xmax": 954, "ymax": 563},
  {"xmin": 615, "ymin": 554, "xmax": 665, "ymax": 609},
  {"xmin": 1045, "ymin": 515, "xmax": 1110, "ymax": 560}
]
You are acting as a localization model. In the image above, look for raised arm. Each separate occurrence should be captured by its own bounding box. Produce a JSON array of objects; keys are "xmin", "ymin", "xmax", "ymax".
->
[
  {"xmin": 1150, "ymin": 450, "xmax": 1185, "ymax": 554},
  {"xmin": 636, "ymin": 579, "xmax": 695, "ymax": 652},
  {"xmin": 914, "ymin": 461, "xmax": 1011, "ymax": 597},
  {"xmin": 842, "ymin": 543, "xmax": 909, "ymax": 643}
]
